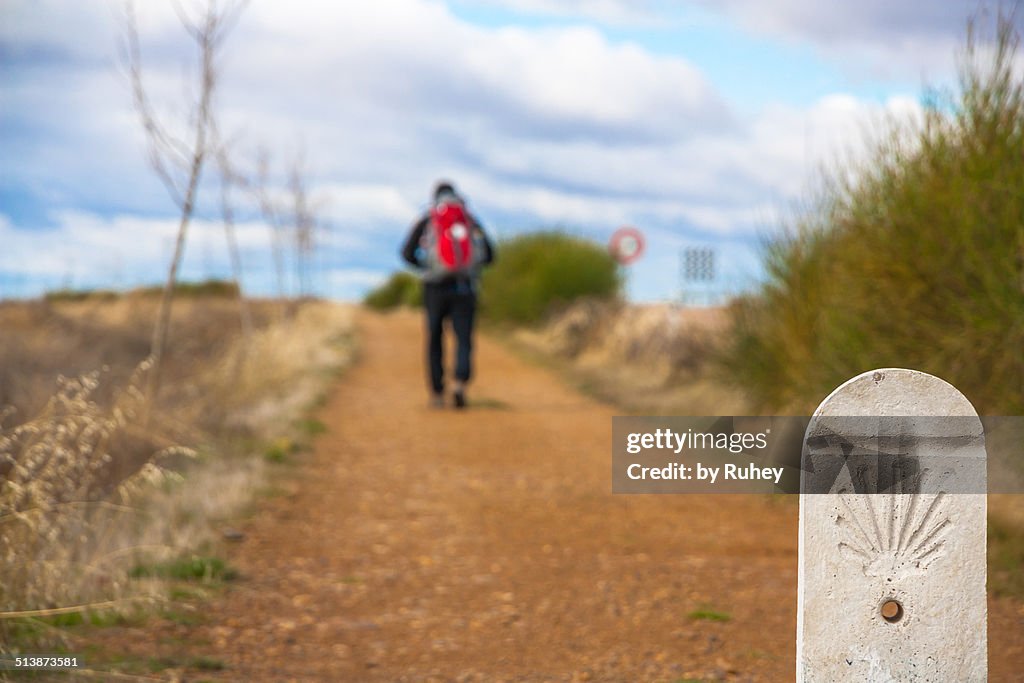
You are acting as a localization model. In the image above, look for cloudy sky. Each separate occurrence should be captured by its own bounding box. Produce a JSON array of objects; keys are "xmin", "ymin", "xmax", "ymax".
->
[{"xmin": 0, "ymin": 0, "xmax": 990, "ymax": 300}]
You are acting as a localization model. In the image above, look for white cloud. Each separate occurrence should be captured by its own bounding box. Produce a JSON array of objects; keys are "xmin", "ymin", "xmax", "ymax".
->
[
  {"xmin": 446, "ymin": 93, "xmax": 924, "ymax": 237},
  {"xmin": 325, "ymin": 268, "xmax": 388, "ymax": 289},
  {"xmin": 0, "ymin": 0, "xmax": 945, "ymax": 300},
  {"xmin": 1, "ymin": 1, "xmax": 119, "ymax": 61},
  {"xmin": 0, "ymin": 210, "xmax": 270, "ymax": 278},
  {"xmin": 317, "ymin": 183, "xmax": 420, "ymax": 229},
  {"xmin": 460, "ymin": 0, "xmax": 663, "ymax": 26},
  {"xmin": 218, "ymin": 0, "xmax": 729, "ymax": 150},
  {"xmin": 2, "ymin": 0, "xmax": 729, "ymax": 218},
  {"xmin": 462, "ymin": 0, "xmax": 997, "ymax": 83},
  {"xmin": 697, "ymin": 0, "xmax": 978, "ymax": 45},
  {"xmin": 0, "ymin": 200, "xmax": 398, "ymax": 298},
  {"xmin": 692, "ymin": 0, "xmax": 1006, "ymax": 82}
]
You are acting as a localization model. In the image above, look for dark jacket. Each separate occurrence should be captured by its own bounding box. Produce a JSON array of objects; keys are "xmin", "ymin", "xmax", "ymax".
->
[{"xmin": 401, "ymin": 209, "xmax": 495, "ymax": 285}]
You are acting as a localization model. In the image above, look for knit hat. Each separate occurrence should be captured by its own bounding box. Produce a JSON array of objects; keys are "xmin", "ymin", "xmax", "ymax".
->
[{"xmin": 433, "ymin": 180, "xmax": 459, "ymax": 202}]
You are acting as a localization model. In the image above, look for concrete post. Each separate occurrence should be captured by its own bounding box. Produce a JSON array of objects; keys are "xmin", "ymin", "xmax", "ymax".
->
[{"xmin": 797, "ymin": 369, "xmax": 986, "ymax": 681}]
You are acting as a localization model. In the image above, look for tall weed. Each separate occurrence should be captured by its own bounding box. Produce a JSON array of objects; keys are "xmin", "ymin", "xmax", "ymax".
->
[
  {"xmin": 720, "ymin": 15, "xmax": 1024, "ymax": 414},
  {"xmin": 0, "ymin": 297, "xmax": 352, "ymax": 638}
]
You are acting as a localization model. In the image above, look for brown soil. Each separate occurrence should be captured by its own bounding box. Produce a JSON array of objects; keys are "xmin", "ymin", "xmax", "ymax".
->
[{"xmin": 82, "ymin": 310, "xmax": 1024, "ymax": 681}]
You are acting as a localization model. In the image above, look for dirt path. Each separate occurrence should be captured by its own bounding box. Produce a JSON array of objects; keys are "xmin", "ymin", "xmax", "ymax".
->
[{"xmin": 93, "ymin": 310, "xmax": 1023, "ymax": 681}]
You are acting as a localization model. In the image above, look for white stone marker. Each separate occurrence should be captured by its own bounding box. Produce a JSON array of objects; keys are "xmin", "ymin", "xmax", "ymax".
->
[{"xmin": 797, "ymin": 368, "xmax": 986, "ymax": 682}]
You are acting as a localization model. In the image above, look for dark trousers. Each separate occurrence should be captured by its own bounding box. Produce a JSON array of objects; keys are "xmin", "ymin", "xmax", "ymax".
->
[{"xmin": 423, "ymin": 280, "xmax": 477, "ymax": 395}]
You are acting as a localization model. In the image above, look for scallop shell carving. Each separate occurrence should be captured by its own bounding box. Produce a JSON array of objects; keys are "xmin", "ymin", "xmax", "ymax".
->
[{"xmin": 835, "ymin": 492, "xmax": 951, "ymax": 579}]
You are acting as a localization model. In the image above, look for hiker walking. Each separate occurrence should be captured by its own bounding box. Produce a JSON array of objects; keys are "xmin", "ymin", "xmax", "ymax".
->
[{"xmin": 401, "ymin": 180, "xmax": 495, "ymax": 409}]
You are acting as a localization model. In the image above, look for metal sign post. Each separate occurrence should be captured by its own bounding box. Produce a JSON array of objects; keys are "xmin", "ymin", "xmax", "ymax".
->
[
  {"xmin": 680, "ymin": 246, "xmax": 716, "ymax": 306},
  {"xmin": 609, "ymin": 227, "xmax": 645, "ymax": 299},
  {"xmin": 609, "ymin": 226, "xmax": 645, "ymax": 266}
]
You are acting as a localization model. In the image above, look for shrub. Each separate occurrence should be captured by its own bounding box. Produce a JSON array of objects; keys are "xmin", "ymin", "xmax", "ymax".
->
[
  {"xmin": 43, "ymin": 280, "xmax": 242, "ymax": 302},
  {"xmin": 131, "ymin": 279, "xmax": 241, "ymax": 298},
  {"xmin": 363, "ymin": 271, "xmax": 422, "ymax": 310},
  {"xmin": 480, "ymin": 231, "xmax": 621, "ymax": 324},
  {"xmin": 0, "ymin": 364, "xmax": 185, "ymax": 614},
  {"xmin": 129, "ymin": 555, "xmax": 237, "ymax": 582},
  {"xmin": 719, "ymin": 15, "xmax": 1024, "ymax": 414},
  {"xmin": 44, "ymin": 288, "xmax": 120, "ymax": 303}
]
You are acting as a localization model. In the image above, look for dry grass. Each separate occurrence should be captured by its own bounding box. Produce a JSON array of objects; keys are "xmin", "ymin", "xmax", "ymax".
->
[
  {"xmin": 0, "ymin": 294, "xmax": 353, "ymax": 646},
  {"xmin": 516, "ymin": 299, "xmax": 1024, "ymax": 598},
  {"xmin": 511, "ymin": 299, "xmax": 747, "ymax": 415}
]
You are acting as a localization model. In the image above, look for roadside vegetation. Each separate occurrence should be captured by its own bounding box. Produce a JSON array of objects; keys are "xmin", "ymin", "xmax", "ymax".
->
[
  {"xmin": 512, "ymin": 300, "xmax": 748, "ymax": 415},
  {"xmin": 0, "ymin": 289, "xmax": 353, "ymax": 655},
  {"xmin": 479, "ymin": 231, "xmax": 621, "ymax": 324},
  {"xmin": 718, "ymin": 15, "xmax": 1024, "ymax": 416},
  {"xmin": 44, "ymin": 279, "xmax": 242, "ymax": 304},
  {"xmin": 364, "ymin": 271, "xmax": 422, "ymax": 310}
]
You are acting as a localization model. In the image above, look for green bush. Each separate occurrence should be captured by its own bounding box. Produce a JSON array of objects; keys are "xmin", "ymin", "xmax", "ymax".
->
[
  {"xmin": 43, "ymin": 280, "xmax": 242, "ymax": 302},
  {"xmin": 131, "ymin": 279, "xmax": 241, "ymax": 298},
  {"xmin": 43, "ymin": 288, "xmax": 120, "ymax": 303},
  {"xmin": 364, "ymin": 271, "xmax": 422, "ymax": 310},
  {"xmin": 480, "ymin": 231, "xmax": 621, "ymax": 324},
  {"xmin": 719, "ymin": 16, "xmax": 1024, "ymax": 414},
  {"xmin": 129, "ymin": 555, "xmax": 238, "ymax": 582}
]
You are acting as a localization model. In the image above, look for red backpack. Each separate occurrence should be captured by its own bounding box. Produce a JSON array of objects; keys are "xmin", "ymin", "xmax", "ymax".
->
[{"xmin": 428, "ymin": 199, "xmax": 474, "ymax": 273}]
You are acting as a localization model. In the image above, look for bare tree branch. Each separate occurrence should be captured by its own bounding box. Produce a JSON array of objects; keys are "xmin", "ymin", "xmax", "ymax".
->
[
  {"xmin": 210, "ymin": 120, "xmax": 254, "ymax": 344},
  {"xmin": 253, "ymin": 148, "xmax": 289, "ymax": 303},
  {"xmin": 122, "ymin": 0, "xmax": 248, "ymax": 409},
  {"xmin": 288, "ymin": 151, "xmax": 315, "ymax": 298},
  {"xmin": 124, "ymin": 2, "xmax": 186, "ymax": 207}
]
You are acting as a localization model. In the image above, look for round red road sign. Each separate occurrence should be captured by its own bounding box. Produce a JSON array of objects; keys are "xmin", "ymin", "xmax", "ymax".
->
[{"xmin": 609, "ymin": 226, "xmax": 645, "ymax": 265}]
